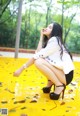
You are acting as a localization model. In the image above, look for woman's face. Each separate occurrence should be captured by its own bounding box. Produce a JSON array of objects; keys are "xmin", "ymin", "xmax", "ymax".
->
[{"xmin": 43, "ymin": 23, "xmax": 53, "ymax": 38}]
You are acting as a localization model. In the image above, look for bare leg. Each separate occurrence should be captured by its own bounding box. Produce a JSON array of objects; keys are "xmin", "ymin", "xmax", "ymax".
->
[
  {"xmin": 34, "ymin": 58, "xmax": 63, "ymax": 86},
  {"xmin": 34, "ymin": 58, "xmax": 66, "ymax": 94},
  {"xmin": 46, "ymin": 80, "xmax": 53, "ymax": 87},
  {"xmin": 41, "ymin": 60, "xmax": 66, "ymax": 85}
]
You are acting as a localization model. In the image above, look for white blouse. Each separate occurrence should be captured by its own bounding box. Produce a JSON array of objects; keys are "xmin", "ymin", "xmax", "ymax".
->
[{"xmin": 33, "ymin": 37, "xmax": 75, "ymax": 74}]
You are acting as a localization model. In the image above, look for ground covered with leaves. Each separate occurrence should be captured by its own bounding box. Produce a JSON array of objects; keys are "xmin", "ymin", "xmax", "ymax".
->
[{"xmin": 0, "ymin": 57, "xmax": 80, "ymax": 116}]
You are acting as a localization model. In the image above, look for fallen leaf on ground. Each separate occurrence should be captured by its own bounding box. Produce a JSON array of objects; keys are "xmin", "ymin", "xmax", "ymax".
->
[{"xmin": 60, "ymin": 102, "xmax": 65, "ymax": 105}]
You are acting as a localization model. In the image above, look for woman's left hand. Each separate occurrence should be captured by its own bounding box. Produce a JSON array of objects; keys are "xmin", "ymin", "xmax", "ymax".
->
[{"xmin": 13, "ymin": 67, "xmax": 24, "ymax": 77}]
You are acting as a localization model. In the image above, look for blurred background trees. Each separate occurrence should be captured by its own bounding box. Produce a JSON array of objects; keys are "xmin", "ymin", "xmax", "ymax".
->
[{"xmin": 0, "ymin": 0, "xmax": 80, "ymax": 53}]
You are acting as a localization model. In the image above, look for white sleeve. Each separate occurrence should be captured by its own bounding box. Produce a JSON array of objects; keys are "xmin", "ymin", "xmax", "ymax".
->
[{"xmin": 33, "ymin": 37, "xmax": 60, "ymax": 59}]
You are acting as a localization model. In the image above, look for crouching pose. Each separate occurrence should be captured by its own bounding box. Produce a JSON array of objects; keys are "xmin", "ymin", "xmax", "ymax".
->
[{"xmin": 14, "ymin": 22, "xmax": 75, "ymax": 100}]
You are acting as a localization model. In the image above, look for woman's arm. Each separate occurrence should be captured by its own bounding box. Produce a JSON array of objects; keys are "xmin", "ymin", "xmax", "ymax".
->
[
  {"xmin": 13, "ymin": 58, "xmax": 35, "ymax": 77},
  {"xmin": 34, "ymin": 37, "xmax": 59, "ymax": 59},
  {"xmin": 35, "ymin": 29, "xmax": 44, "ymax": 53}
]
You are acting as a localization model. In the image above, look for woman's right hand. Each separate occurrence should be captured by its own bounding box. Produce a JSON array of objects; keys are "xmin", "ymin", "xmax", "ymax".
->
[
  {"xmin": 40, "ymin": 28, "xmax": 45, "ymax": 42},
  {"xmin": 41, "ymin": 29, "xmax": 45, "ymax": 36}
]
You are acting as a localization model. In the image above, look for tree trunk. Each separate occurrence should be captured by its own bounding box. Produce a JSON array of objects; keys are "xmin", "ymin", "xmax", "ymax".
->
[{"xmin": 64, "ymin": 13, "xmax": 76, "ymax": 43}]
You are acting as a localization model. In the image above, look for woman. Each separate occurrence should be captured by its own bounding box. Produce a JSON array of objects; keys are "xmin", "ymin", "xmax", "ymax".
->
[{"xmin": 14, "ymin": 22, "xmax": 75, "ymax": 100}]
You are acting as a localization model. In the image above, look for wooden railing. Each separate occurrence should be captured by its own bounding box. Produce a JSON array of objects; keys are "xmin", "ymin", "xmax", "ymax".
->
[
  {"xmin": 0, "ymin": 47, "xmax": 80, "ymax": 57},
  {"xmin": 0, "ymin": 47, "xmax": 35, "ymax": 53}
]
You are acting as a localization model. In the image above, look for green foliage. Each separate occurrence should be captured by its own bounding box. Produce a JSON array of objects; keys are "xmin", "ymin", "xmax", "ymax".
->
[
  {"xmin": 66, "ymin": 23, "xmax": 80, "ymax": 53},
  {"xmin": 0, "ymin": 0, "xmax": 80, "ymax": 54},
  {"xmin": 0, "ymin": 0, "xmax": 11, "ymax": 18}
]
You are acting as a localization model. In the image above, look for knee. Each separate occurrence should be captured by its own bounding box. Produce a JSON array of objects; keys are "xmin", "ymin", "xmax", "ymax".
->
[{"xmin": 34, "ymin": 58, "xmax": 43, "ymax": 67}]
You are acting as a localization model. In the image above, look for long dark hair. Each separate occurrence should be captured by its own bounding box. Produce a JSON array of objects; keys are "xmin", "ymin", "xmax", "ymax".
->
[{"xmin": 42, "ymin": 22, "xmax": 72, "ymax": 59}]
